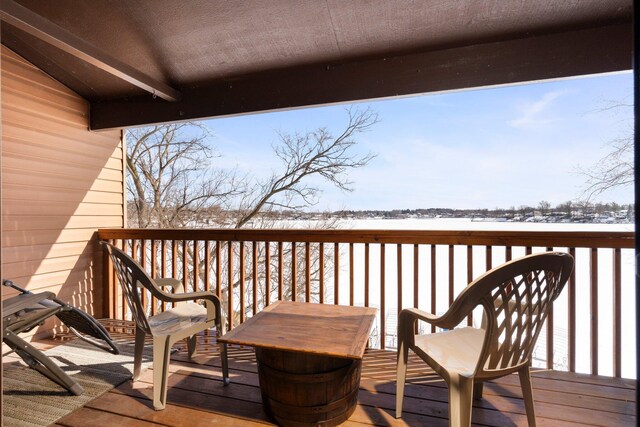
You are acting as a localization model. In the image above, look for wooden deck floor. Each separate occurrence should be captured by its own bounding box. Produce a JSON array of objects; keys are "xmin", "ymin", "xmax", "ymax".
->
[{"xmin": 25, "ymin": 321, "xmax": 639, "ymax": 426}]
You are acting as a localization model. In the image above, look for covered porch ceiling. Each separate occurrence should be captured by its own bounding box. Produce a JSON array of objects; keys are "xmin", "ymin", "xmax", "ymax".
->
[{"xmin": 0, "ymin": 0, "xmax": 633, "ymax": 130}]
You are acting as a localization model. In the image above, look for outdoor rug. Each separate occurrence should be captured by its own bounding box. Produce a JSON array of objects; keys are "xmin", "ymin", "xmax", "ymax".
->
[{"xmin": 2, "ymin": 339, "xmax": 152, "ymax": 427}]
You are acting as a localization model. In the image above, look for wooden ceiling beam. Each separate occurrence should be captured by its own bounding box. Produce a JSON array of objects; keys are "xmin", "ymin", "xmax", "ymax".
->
[
  {"xmin": 90, "ymin": 22, "xmax": 631, "ymax": 130},
  {"xmin": 0, "ymin": 0, "xmax": 181, "ymax": 102}
]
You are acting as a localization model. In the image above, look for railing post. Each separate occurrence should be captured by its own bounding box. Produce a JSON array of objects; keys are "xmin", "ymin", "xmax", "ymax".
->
[{"xmin": 101, "ymin": 239, "xmax": 115, "ymax": 319}]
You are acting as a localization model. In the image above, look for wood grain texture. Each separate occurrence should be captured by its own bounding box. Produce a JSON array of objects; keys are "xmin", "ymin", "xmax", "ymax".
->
[
  {"xmin": 219, "ymin": 301, "xmax": 376, "ymax": 359},
  {"xmin": 43, "ymin": 322, "xmax": 638, "ymax": 426}
]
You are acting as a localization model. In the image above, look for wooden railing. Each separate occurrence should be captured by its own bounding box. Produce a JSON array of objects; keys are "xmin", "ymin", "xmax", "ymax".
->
[{"xmin": 98, "ymin": 228, "xmax": 635, "ymax": 378}]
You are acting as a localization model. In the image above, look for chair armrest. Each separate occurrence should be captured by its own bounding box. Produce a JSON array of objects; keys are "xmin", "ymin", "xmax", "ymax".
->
[
  {"xmin": 398, "ymin": 307, "xmax": 449, "ymax": 330},
  {"xmin": 159, "ymin": 290, "xmax": 225, "ymax": 334},
  {"xmin": 160, "ymin": 290, "xmax": 219, "ymax": 303},
  {"xmin": 154, "ymin": 278, "xmax": 185, "ymax": 294},
  {"xmin": 399, "ymin": 306, "xmax": 468, "ymax": 331}
]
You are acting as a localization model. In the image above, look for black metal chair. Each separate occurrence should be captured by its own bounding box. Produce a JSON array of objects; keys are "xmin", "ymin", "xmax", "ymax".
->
[{"xmin": 2, "ymin": 279, "xmax": 119, "ymax": 395}]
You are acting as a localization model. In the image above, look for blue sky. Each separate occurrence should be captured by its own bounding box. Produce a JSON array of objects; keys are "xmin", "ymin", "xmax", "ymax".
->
[{"xmin": 204, "ymin": 72, "xmax": 633, "ymax": 211}]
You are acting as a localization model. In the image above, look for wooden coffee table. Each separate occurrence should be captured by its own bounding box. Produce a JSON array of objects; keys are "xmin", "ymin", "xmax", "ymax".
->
[{"xmin": 218, "ymin": 301, "xmax": 377, "ymax": 427}]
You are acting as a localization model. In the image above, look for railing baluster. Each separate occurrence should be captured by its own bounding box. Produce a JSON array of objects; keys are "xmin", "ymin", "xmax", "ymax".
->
[
  {"xmin": 150, "ymin": 240, "xmax": 157, "ymax": 315},
  {"xmin": 590, "ymin": 247, "xmax": 598, "ymax": 375},
  {"xmin": 182, "ymin": 240, "xmax": 188, "ymax": 292},
  {"xmin": 170, "ymin": 240, "xmax": 177, "ymax": 312},
  {"xmin": 204, "ymin": 241, "xmax": 211, "ymax": 292},
  {"xmin": 193, "ymin": 240, "xmax": 199, "ymax": 291},
  {"xmin": 380, "ymin": 243, "xmax": 386, "ymax": 349},
  {"xmin": 253, "ymin": 241, "xmax": 258, "ymax": 315},
  {"xmin": 291, "ymin": 242, "xmax": 297, "ymax": 302},
  {"xmin": 467, "ymin": 245, "xmax": 473, "ymax": 326},
  {"xmin": 413, "ymin": 244, "xmax": 419, "ymax": 334},
  {"xmin": 506, "ymin": 245, "xmax": 512, "ymax": 261},
  {"xmin": 278, "ymin": 242, "xmax": 284, "ymax": 301},
  {"xmin": 334, "ymin": 242, "xmax": 339, "ymax": 304},
  {"xmin": 228, "ymin": 241, "xmax": 234, "ymax": 330},
  {"xmin": 319, "ymin": 243, "xmax": 324, "ymax": 304},
  {"xmin": 546, "ymin": 246, "xmax": 554, "ymax": 370},
  {"xmin": 486, "ymin": 245, "xmax": 492, "ymax": 271},
  {"xmin": 613, "ymin": 247, "xmax": 621, "ymax": 377},
  {"xmin": 140, "ymin": 240, "xmax": 146, "ymax": 312},
  {"xmin": 413, "ymin": 244, "xmax": 419, "ymax": 309},
  {"xmin": 364, "ymin": 243, "xmax": 369, "ymax": 308},
  {"xmin": 239, "ymin": 242, "xmax": 245, "ymax": 322},
  {"xmin": 568, "ymin": 247, "xmax": 576, "ymax": 372},
  {"xmin": 430, "ymin": 244, "xmax": 436, "ymax": 334},
  {"xmin": 305, "ymin": 242, "xmax": 311, "ymax": 303},
  {"xmin": 448, "ymin": 244, "xmax": 454, "ymax": 305},
  {"xmin": 171, "ymin": 240, "xmax": 177, "ymax": 278},
  {"xmin": 161, "ymin": 240, "xmax": 167, "ymax": 278},
  {"xmin": 215, "ymin": 241, "xmax": 222, "ymax": 299},
  {"xmin": 350, "ymin": 243, "xmax": 355, "ymax": 306},
  {"xmin": 265, "ymin": 242, "xmax": 271, "ymax": 307},
  {"xmin": 397, "ymin": 244, "xmax": 402, "ymax": 315}
]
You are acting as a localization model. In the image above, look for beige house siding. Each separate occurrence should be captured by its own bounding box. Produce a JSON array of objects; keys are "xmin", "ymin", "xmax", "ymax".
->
[{"xmin": 1, "ymin": 46, "xmax": 125, "ymax": 339}]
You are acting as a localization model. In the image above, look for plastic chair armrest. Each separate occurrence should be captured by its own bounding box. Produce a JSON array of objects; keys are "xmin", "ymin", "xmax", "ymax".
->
[{"xmin": 154, "ymin": 278, "xmax": 185, "ymax": 293}]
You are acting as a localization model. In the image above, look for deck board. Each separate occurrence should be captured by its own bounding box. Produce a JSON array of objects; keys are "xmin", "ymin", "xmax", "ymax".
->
[{"xmin": 21, "ymin": 321, "xmax": 638, "ymax": 426}]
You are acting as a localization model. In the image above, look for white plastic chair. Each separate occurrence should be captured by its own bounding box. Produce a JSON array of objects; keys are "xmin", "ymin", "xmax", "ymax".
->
[
  {"xmin": 101, "ymin": 242, "xmax": 229, "ymax": 410},
  {"xmin": 396, "ymin": 252, "xmax": 574, "ymax": 426}
]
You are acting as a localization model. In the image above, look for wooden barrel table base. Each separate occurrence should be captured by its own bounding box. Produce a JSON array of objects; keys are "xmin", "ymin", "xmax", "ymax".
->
[{"xmin": 256, "ymin": 348, "xmax": 362, "ymax": 427}]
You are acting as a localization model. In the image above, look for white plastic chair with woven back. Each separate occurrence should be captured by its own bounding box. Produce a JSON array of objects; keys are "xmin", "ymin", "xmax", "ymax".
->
[
  {"xmin": 101, "ymin": 241, "xmax": 230, "ymax": 410},
  {"xmin": 396, "ymin": 252, "xmax": 574, "ymax": 426}
]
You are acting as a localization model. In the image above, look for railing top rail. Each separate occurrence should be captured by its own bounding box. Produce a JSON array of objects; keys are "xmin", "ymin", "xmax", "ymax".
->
[{"xmin": 98, "ymin": 228, "xmax": 635, "ymax": 249}]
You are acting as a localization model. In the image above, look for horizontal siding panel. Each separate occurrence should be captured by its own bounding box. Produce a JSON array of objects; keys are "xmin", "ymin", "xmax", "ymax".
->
[
  {"xmin": 2, "ymin": 200, "xmax": 123, "ymax": 217},
  {"xmin": 3, "ymin": 153, "xmax": 123, "ymax": 182},
  {"xmin": 3, "ymin": 215, "xmax": 124, "ymax": 231},
  {"xmin": 2, "ymin": 68, "xmax": 88, "ymax": 112},
  {"xmin": 2, "ymin": 169, "xmax": 122, "ymax": 193},
  {"xmin": 3, "ymin": 182, "xmax": 123, "ymax": 200},
  {"xmin": 3, "ymin": 131, "xmax": 122, "ymax": 168},
  {"xmin": 2, "ymin": 229, "xmax": 101, "ymax": 247},
  {"xmin": 1, "ymin": 46, "xmax": 124, "ymax": 333},
  {"xmin": 2, "ymin": 241, "xmax": 97, "ymax": 264},
  {"xmin": 2, "ymin": 88, "xmax": 88, "ymax": 127},
  {"xmin": 4, "ymin": 121, "xmax": 121, "ymax": 158},
  {"xmin": 2, "ymin": 252, "xmax": 97, "ymax": 280},
  {"xmin": 3, "ymin": 263, "xmax": 101, "ymax": 295},
  {"xmin": 3, "ymin": 109, "xmax": 122, "ymax": 148},
  {"xmin": 1, "ymin": 48, "xmax": 81, "ymax": 101}
]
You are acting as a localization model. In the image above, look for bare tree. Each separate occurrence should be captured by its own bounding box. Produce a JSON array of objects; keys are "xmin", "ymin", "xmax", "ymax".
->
[
  {"xmin": 126, "ymin": 108, "xmax": 378, "ymax": 229},
  {"xmin": 126, "ymin": 108, "xmax": 379, "ymax": 322},
  {"xmin": 577, "ymin": 102, "xmax": 633, "ymax": 201},
  {"xmin": 234, "ymin": 107, "xmax": 378, "ymax": 228},
  {"xmin": 126, "ymin": 122, "xmax": 238, "ymax": 227}
]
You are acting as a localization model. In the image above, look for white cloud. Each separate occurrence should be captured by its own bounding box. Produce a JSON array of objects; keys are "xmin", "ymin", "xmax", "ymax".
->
[{"xmin": 509, "ymin": 91, "xmax": 565, "ymax": 129}]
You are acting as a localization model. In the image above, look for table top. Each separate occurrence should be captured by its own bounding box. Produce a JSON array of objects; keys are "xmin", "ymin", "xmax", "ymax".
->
[{"xmin": 218, "ymin": 301, "xmax": 377, "ymax": 359}]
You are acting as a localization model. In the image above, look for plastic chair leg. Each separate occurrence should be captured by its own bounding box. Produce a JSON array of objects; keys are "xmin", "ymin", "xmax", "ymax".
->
[
  {"xmin": 519, "ymin": 365, "xmax": 537, "ymax": 427},
  {"xmin": 133, "ymin": 326, "xmax": 146, "ymax": 381},
  {"xmin": 395, "ymin": 338, "xmax": 409, "ymax": 418},
  {"xmin": 220, "ymin": 342, "xmax": 230, "ymax": 385},
  {"xmin": 187, "ymin": 335, "xmax": 197, "ymax": 358},
  {"xmin": 152, "ymin": 336, "xmax": 172, "ymax": 410},
  {"xmin": 448, "ymin": 373, "xmax": 474, "ymax": 427}
]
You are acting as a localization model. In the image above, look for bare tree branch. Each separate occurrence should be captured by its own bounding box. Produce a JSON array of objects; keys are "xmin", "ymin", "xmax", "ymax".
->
[
  {"xmin": 234, "ymin": 107, "xmax": 378, "ymax": 228},
  {"xmin": 576, "ymin": 102, "xmax": 633, "ymax": 202}
]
